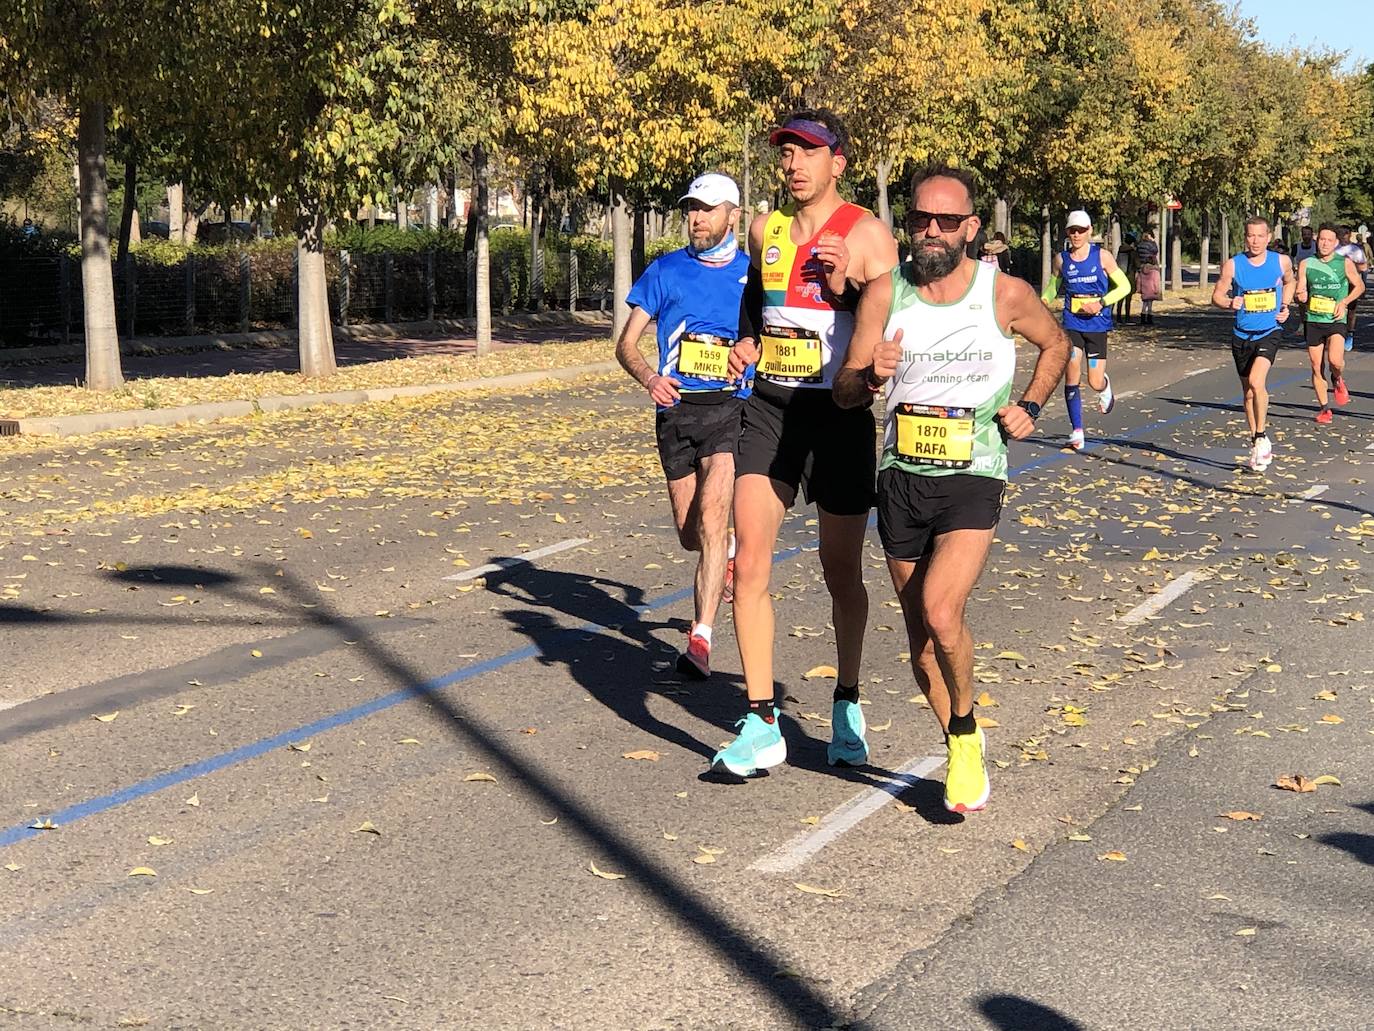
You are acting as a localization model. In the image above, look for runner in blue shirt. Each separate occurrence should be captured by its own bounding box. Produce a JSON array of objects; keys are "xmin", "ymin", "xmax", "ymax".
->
[
  {"xmin": 615, "ymin": 173, "xmax": 752, "ymax": 680},
  {"xmin": 1211, "ymin": 215, "xmax": 1295, "ymax": 472}
]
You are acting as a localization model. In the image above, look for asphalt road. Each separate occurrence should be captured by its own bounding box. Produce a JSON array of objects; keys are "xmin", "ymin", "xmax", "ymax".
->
[{"xmin": 1, "ymin": 309, "xmax": 1372, "ymax": 1030}]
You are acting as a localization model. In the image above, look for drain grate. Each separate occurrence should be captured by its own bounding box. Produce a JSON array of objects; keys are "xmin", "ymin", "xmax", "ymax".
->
[{"xmin": 0, "ymin": 421, "xmax": 20, "ymax": 436}]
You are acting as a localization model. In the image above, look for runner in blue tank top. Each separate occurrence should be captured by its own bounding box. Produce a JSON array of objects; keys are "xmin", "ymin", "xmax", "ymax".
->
[
  {"xmin": 1040, "ymin": 210, "xmax": 1132, "ymax": 451},
  {"xmin": 1211, "ymin": 215, "xmax": 1294, "ymax": 472},
  {"xmin": 616, "ymin": 173, "xmax": 751, "ymax": 681}
]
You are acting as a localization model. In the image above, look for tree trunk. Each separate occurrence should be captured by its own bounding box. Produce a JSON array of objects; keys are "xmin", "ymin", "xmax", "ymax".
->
[
  {"xmin": 1221, "ymin": 212, "xmax": 1230, "ymax": 262},
  {"xmin": 1158, "ymin": 202, "xmax": 1170, "ymax": 295},
  {"xmin": 1200, "ymin": 211, "xmax": 1212, "ymax": 290},
  {"xmin": 367, "ymin": 203, "xmax": 376, "ymax": 229},
  {"xmin": 394, "ymin": 191, "xmax": 408, "ymax": 230},
  {"xmin": 741, "ymin": 122, "xmax": 752, "ymax": 254},
  {"xmin": 1170, "ymin": 226, "xmax": 1183, "ymax": 292},
  {"xmin": 78, "ymin": 98, "xmax": 123, "ymax": 391},
  {"xmin": 528, "ymin": 168, "xmax": 543, "ymax": 312},
  {"xmin": 875, "ymin": 157, "xmax": 893, "ymax": 228},
  {"xmin": 296, "ymin": 206, "xmax": 336, "ymax": 377},
  {"xmin": 474, "ymin": 144, "xmax": 492, "ymax": 354},
  {"xmin": 611, "ymin": 183, "xmax": 632, "ymax": 340},
  {"xmin": 116, "ymin": 144, "xmax": 137, "ymax": 279},
  {"xmin": 1040, "ymin": 204, "xmax": 1053, "ymax": 295},
  {"xmin": 995, "ymin": 197, "xmax": 1010, "ymax": 238},
  {"xmin": 631, "ymin": 206, "xmax": 646, "ymax": 280},
  {"xmin": 168, "ymin": 183, "xmax": 184, "ymax": 243},
  {"xmin": 425, "ymin": 183, "xmax": 439, "ymax": 229},
  {"xmin": 1109, "ymin": 211, "xmax": 1121, "ymax": 256}
]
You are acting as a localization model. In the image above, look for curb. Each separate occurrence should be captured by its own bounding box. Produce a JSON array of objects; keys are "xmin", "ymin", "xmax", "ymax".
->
[
  {"xmin": 0, "ymin": 361, "xmax": 623, "ymax": 439},
  {"xmin": 0, "ymin": 310, "xmax": 611, "ymax": 365}
]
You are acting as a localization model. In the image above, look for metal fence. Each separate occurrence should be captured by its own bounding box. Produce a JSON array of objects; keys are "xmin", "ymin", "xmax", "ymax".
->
[{"xmin": 0, "ymin": 245, "xmax": 617, "ymax": 348}]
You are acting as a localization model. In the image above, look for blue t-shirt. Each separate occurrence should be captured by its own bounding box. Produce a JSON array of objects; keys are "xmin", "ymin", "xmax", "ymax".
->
[
  {"xmin": 1062, "ymin": 244, "xmax": 1112, "ymax": 333},
  {"xmin": 626, "ymin": 248, "xmax": 753, "ymax": 407},
  {"xmin": 1230, "ymin": 251, "xmax": 1284, "ymax": 340}
]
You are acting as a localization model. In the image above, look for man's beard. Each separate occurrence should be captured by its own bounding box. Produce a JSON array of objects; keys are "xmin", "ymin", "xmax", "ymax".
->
[
  {"xmin": 692, "ymin": 225, "xmax": 730, "ymax": 251},
  {"xmin": 910, "ymin": 238, "xmax": 964, "ymax": 284}
]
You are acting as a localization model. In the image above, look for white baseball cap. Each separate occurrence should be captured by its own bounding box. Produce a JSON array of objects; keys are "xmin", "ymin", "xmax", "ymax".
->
[
  {"xmin": 1066, "ymin": 209, "xmax": 1092, "ymax": 229},
  {"xmin": 681, "ymin": 173, "xmax": 740, "ymax": 208}
]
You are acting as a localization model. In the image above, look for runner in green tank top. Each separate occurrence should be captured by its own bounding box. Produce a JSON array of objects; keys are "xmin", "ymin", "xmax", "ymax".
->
[
  {"xmin": 836, "ymin": 166, "xmax": 1070, "ymax": 814},
  {"xmin": 1296, "ymin": 224, "xmax": 1366, "ymax": 423}
]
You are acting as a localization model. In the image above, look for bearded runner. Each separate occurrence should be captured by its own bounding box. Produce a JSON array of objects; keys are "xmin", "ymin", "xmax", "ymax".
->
[
  {"xmin": 615, "ymin": 173, "xmax": 751, "ymax": 681},
  {"xmin": 836, "ymin": 165, "xmax": 1069, "ymax": 813}
]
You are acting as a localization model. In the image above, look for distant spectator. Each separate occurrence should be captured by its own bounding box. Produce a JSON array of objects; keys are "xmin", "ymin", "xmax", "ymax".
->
[
  {"xmin": 21, "ymin": 218, "xmax": 37, "ymax": 239},
  {"xmin": 1114, "ymin": 232, "xmax": 1138, "ymax": 323},
  {"xmin": 1135, "ymin": 230, "xmax": 1162, "ymax": 325}
]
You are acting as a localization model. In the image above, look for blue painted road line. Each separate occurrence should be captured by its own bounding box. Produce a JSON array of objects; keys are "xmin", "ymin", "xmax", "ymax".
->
[{"xmin": 0, "ymin": 363, "xmax": 1282, "ymax": 849}]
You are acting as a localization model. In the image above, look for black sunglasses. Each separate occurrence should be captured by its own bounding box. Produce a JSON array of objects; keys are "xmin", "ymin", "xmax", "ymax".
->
[{"xmin": 908, "ymin": 210, "xmax": 974, "ymax": 232}]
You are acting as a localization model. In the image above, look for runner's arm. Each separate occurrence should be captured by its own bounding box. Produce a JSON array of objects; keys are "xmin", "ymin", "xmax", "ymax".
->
[
  {"xmin": 1340, "ymin": 257, "xmax": 1366, "ymax": 313},
  {"xmin": 1100, "ymin": 250, "xmax": 1131, "ymax": 306},
  {"xmin": 615, "ymin": 307, "xmax": 679, "ymax": 405},
  {"xmin": 1295, "ymin": 259, "xmax": 1308, "ymax": 303},
  {"xmin": 729, "ymin": 220, "xmax": 768, "ymax": 381},
  {"xmin": 1040, "ymin": 253, "xmax": 1064, "ymax": 305},
  {"xmin": 996, "ymin": 274, "xmax": 1070, "ymax": 439},
  {"xmin": 1280, "ymin": 255, "xmax": 1296, "ymax": 310},
  {"xmin": 833, "ymin": 271, "xmax": 895, "ymax": 409},
  {"xmin": 1211, "ymin": 259, "xmax": 1236, "ymax": 310}
]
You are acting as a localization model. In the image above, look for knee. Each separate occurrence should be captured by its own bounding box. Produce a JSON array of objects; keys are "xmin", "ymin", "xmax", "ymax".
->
[
  {"xmin": 733, "ymin": 541, "xmax": 771, "ymax": 592},
  {"xmin": 677, "ymin": 527, "xmax": 701, "ymax": 551},
  {"xmin": 922, "ymin": 604, "xmax": 965, "ymax": 647},
  {"xmin": 821, "ymin": 555, "xmax": 865, "ymax": 600}
]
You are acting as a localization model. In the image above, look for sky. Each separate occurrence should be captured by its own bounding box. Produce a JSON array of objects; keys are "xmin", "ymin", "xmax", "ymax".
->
[{"xmin": 1235, "ymin": 0, "xmax": 1373, "ymax": 70}]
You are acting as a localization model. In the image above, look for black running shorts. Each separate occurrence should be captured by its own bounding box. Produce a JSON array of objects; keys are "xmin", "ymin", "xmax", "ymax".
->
[
  {"xmin": 876, "ymin": 468, "xmax": 1004, "ymax": 561},
  {"xmin": 655, "ymin": 393, "xmax": 743, "ymax": 481},
  {"xmin": 1231, "ymin": 331, "xmax": 1280, "ymax": 376},
  {"xmin": 1066, "ymin": 329, "xmax": 1108, "ymax": 360},
  {"xmin": 1306, "ymin": 321, "xmax": 1344, "ymax": 347},
  {"xmin": 735, "ymin": 379, "xmax": 876, "ymax": 515}
]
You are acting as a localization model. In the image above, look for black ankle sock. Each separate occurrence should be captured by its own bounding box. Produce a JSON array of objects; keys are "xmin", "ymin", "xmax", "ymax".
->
[
  {"xmin": 833, "ymin": 682, "xmax": 861, "ymax": 704},
  {"xmin": 748, "ymin": 697, "xmax": 776, "ymax": 723},
  {"xmin": 947, "ymin": 710, "xmax": 977, "ymax": 736}
]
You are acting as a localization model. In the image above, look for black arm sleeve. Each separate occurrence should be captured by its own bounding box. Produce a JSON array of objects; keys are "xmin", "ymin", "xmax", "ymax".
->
[{"xmin": 738, "ymin": 262, "xmax": 764, "ymax": 341}]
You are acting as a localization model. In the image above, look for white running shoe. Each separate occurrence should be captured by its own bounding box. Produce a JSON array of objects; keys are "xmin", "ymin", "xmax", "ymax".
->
[
  {"xmin": 1250, "ymin": 435, "xmax": 1273, "ymax": 471},
  {"xmin": 1098, "ymin": 376, "xmax": 1116, "ymax": 414},
  {"xmin": 1068, "ymin": 429, "xmax": 1085, "ymax": 451}
]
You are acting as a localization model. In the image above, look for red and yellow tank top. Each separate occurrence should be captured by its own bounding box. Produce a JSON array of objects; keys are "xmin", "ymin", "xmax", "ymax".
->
[{"xmin": 758, "ymin": 201, "xmax": 868, "ymax": 389}]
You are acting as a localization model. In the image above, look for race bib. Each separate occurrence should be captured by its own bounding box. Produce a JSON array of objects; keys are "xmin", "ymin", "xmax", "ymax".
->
[
  {"xmin": 894, "ymin": 404, "xmax": 976, "ymax": 469},
  {"xmin": 1243, "ymin": 289, "xmax": 1277, "ymax": 313},
  {"xmin": 1069, "ymin": 295, "xmax": 1102, "ymax": 314},
  {"xmin": 760, "ymin": 325, "xmax": 823, "ymax": 382},
  {"xmin": 677, "ymin": 332, "xmax": 732, "ymax": 379},
  {"xmin": 1308, "ymin": 294, "xmax": 1337, "ymax": 316}
]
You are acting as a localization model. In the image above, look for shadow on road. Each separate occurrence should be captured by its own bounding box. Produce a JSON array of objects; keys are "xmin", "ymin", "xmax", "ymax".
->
[{"xmin": 977, "ymin": 994, "xmax": 1087, "ymax": 1030}]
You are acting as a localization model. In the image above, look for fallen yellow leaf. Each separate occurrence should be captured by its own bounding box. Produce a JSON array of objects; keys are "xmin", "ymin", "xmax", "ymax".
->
[
  {"xmin": 1097, "ymin": 851, "xmax": 1128, "ymax": 862},
  {"xmin": 803, "ymin": 665, "xmax": 839, "ymax": 680},
  {"xmin": 622, "ymin": 750, "xmax": 661, "ymax": 762},
  {"xmin": 353, "ymin": 821, "xmax": 381, "ymax": 835},
  {"xmin": 93, "ymin": 712, "xmax": 119, "ymax": 723},
  {"xmin": 128, "ymin": 867, "xmax": 157, "ymax": 877},
  {"xmin": 793, "ymin": 882, "xmax": 845, "ymax": 898},
  {"xmin": 1011, "ymin": 839, "xmax": 1030, "ymax": 852},
  {"xmin": 464, "ymin": 772, "xmax": 498, "ymax": 783},
  {"xmin": 589, "ymin": 860, "xmax": 626, "ymax": 880},
  {"xmin": 146, "ymin": 836, "xmax": 174, "ymax": 846},
  {"xmin": 1312, "ymin": 774, "xmax": 1342, "ymax": 786},
  {"xmin": 1219, "ymin": 811, "xmax": 1262, "ymax": 821}
]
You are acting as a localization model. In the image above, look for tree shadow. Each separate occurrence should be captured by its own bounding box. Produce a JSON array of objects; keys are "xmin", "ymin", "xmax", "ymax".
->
[
  {"xmin": 1318, "ymin": 833, "xmax": 1374, "ymax": 867},
  {"xmin": 977, "ymin": 994, "xmax": 1088, "ymax": 1031}
]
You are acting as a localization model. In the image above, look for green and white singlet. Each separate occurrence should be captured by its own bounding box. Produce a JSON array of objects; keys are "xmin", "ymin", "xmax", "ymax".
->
[
  {"xmin": 881, "ymin": 260, "xmax": 1016, "ymax": 481},
  {"xmin": 1304, "ymin": 253, "xmax": 1350, "ymax": 324}
]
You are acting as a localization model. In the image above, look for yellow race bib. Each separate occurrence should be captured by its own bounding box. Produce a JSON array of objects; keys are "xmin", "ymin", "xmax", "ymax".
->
[
  {"xmin": 677, "ymin": 332, "xmax": 732, "ymax": 379},
  {"xmin": 760, "ymin": 325, "xmax": 823, "ymax": 383},
  {"xmin": 1243, "ymin": 290, "xmax": 1277, "ymax": 313},
  {"xmin": 1069, "ymin": 295, "xmax": 1102, "ymax": 314},
  {"xmin": 1308, "ymin": 294, "xmax": 1337, "ymax": 316},
  {"xmin": 894, "ymin": 404, "xmax": 976, "ymax": 469}
]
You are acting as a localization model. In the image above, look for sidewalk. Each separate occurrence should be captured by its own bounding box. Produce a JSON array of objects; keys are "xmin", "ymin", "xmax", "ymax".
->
[{"xmin": 0, "ymin": 311, "xmax": 637, "ymax": 438}]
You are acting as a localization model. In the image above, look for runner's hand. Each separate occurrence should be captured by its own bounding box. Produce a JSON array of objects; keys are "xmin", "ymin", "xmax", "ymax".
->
[
  {"xmin": 1231, "ymin": 295, "xmax": 1245, "ymax": 311},
  {"xmin": 647, "ymin": 374, "xmax": 682, "ymax": 406},
  {"xmin": 1278, "ymin": 304, "xmax": 1290, "ymax": 322},
  {"xmin": 1334, "ymin": 303, "xmax": 1347, "ymax": 320},
  {"xmin": 996, "ymin": 404, "xmax": 1036, "ymax": 440},
  {"xmin": 1081, "ymin": 301, "xmax": 1103, "ymax": 316},
  {"xmin": 728, "ymin": 337, "xmax": 760, "ymax": 382},
  {"xmin": 813, "ymin": 231, "xmax": 849, "ymax": 279},
  {"xmin": 873, "ymin": 329, "xmax": 903, "ymax": 381}
]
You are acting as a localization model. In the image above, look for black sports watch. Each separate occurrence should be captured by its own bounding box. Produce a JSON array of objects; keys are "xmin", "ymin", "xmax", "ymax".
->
[{"xmin": 1017, "ymin": 399, "xmax": 1041, "ymax": 420}]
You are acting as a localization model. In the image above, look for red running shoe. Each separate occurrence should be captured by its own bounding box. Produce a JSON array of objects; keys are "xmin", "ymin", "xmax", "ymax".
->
[
  {"xmin": 1316, "ymin": 407, "xmax": 1334, "ymax": 425},
  {"xmin": 1333, "ymin": 377, "xmax": 1350, "ymax": 406},
  {"xmin": 676, "ymin": 633, "xmax": 710, "ymax": 680}
]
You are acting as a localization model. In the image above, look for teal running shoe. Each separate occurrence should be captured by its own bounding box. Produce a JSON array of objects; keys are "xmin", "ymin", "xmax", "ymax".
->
[
  {"xmin": 827, "ymin": 699, "xmax": 869, "ymax": 767},
  {"xmin": 710, "ymin": 711, "xmax": 785, "ymax": 778}
]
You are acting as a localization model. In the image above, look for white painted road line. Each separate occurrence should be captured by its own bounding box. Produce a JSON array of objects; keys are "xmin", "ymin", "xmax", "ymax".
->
[
  {"xmin": 442, "ymin": 537, "xmax": 592, "ymax": 582},
  {"xmin": 1118, "ymin": 568, "xmax": 1210, "ymax": 626},
  {"xmin": 749, "ymin": 754, "xmax": 946, "ymax": 874},
  {"xmin": 1293, "ymin": 484, "xmax": 1329, "ymax": 502}
]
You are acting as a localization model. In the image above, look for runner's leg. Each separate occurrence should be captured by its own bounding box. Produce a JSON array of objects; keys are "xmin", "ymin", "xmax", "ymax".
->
[
  {"xmin": 692, "ymin": 451, "xmax": 735, "ymax": 631},
  {"xmin": 817, "ymin": 508, "xmax": 870, "ymax": 689},
  {"xmin": 1248, "ymin": 355, "xmax": 1272, "ymax": 436},
  {"xmin": 732, "ymin": 473, "xmax": 791, "ymax": 703},
  {"xmin": 1308, "ymin": 345, "xmax": 1329, "ymax": 409}
]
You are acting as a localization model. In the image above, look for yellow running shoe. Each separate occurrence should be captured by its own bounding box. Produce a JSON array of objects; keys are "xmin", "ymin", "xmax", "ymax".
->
[{"xmin": 944, "ymin": 727, "xmax": 989, "ymax": 813}]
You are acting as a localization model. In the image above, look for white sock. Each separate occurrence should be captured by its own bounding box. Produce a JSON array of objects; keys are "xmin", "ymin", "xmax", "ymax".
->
[
  {"xmin": 727, "ymin": 532, "xmax": 736, "ymax": 560},
  {"xmin": 694, "ymin": 624, "xmax": 713, "ymax": 645}
]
